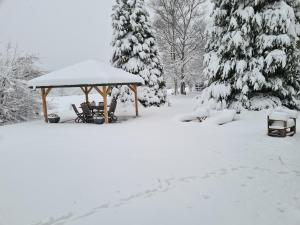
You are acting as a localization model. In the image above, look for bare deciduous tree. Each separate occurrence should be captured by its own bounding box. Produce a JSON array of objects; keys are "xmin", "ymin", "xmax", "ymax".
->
[{"xmin": 150, "ymin": 0, "xmax": 206, "ymax": 95}]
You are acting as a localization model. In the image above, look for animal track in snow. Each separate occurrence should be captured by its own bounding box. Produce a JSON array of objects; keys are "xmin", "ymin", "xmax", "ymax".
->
[
  {"xmin": 202, "ymin": 194, "xmax": 211, "ymax": 200},
  {"xmin": 33, "ymin": 212, "xmax": 74, "ymax": 225},
  {"xmin": 31, "ymin": 165, "xmax": 300, "ymax": 225},
  {"xmin": 93, "ymin": 203, "xmax": 110, "ymax": 210}
]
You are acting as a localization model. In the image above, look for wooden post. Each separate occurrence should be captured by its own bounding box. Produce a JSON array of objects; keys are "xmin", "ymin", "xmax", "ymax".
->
[
  {"xmin": 41, "ymin": 88, "xmax": 48, "ymax": 123},
  {"xmin": 80, "ymin": 87, "xmax": 89, "ymax": 103},
  {"xmin": 94, "ymin": 86, "xmax": 109, "ymax": 124},
  {"xmin": 84, "ymin": 87, "xmax": 89, "ymax": 103},
  {"xmin": 128, "ymin": 84, "xmax": 139, "ymax": 117},
  {"xmin": 102, "ymin": 86, "xmax": 109, "ymax": 124},
  {"xmin": 133, "ymin": 85, "xmax": 139, "ymax": 117}
]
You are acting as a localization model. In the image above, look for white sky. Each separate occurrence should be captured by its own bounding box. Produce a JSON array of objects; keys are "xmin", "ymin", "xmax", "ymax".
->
[{"xmin": 0, "ymin": 0, "xmax": 113, "ymax": 70}]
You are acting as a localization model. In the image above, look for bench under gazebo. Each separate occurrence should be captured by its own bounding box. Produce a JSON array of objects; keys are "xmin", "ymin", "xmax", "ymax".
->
[{"xmin": 28, "ymin": 60, "xmax": 144, "ymax": 124}]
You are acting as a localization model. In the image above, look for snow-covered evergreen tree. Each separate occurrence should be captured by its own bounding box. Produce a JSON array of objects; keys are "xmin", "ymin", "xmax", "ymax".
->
[
  {"xmin": 200, "ymin": 0, "xmax": 300, "ymax": 110},
  {"xmin": 111, "ymin": 0, "xmax": 167, "ymax": 107},
  {"xmin": 0, "ymin": 45, "xmax": 43, "ymax": 125}
]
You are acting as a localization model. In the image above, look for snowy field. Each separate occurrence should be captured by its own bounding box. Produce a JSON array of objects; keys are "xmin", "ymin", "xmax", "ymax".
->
[{"xmin": 0, "ymin": 95, "xmax": 300, "ymax": 225}]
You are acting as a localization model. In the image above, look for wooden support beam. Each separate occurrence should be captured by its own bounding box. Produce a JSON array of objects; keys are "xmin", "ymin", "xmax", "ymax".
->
[
  {"xmin": 133, "ymin": 85, "xmax": 139, "ymax": 117},
  {"xmin": 80, "ymin": 87, "xmax": 89, "ymax": 103},
  {"xmin": 41, "ymin": 88, "xmax": 48, "ymax": 123},
  {"xmin": 45, "ymin": 88, "xmax": 52, "ymax": 97},
  {"xmin": 84, "ymin": 87, "xmax": 89, "ymax": 103},
  {"xmin": 85, "ymin": 93, "xmax": 89, "ymax": 103},
  {"xmin": 127, "ymin": 84, "xmax": 139, "ymax": 117},
  {"xmin": 106, "ymin": 86, "xmax": 111, "ymax": 95},
  {"xmin": 80, "ymin": 87, "xmax": 85, "ymax": 93},
  {"xmin": 94, "ymin": 86, "xmax": 104, "ymax": 97},
  {"xmin": 87, "ymin": 87, "xmax": 93, "ymax": 94},
  {"xmin": 102, "ymin": 86, "xmax": 109, "ymax": 124},
  {"xmin": 128, "ymin": 84, "xmax": 135, "ymax": 93}
]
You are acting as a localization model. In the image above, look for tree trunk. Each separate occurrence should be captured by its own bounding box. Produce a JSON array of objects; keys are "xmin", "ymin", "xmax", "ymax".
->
[
  {"xmin": 180, "ymin": 81, "xmax": 186, "ymax": 95},
  {"xmin": 180, "ymin": 62, "xmax": 186, "ymax": 95},
  {"xmin": 174, "ymin": 78, "xmax": 178, "ymax": 95}
]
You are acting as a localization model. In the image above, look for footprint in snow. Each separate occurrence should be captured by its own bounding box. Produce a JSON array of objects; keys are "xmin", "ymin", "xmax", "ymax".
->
[
  {"xmin": 144, "ymin": 193, "xmax": 155, "ymax": 199},
  {"xmin": 144, "ymin": 189, "xmax": 158, "ymax": 194},
  {"xmin": 93, "ymin": 203, "xmax": 110, "ymax": 210},
  {"xmin": 293, "ymin": 196, "xmax": 300, "ymax": 201},
  {"xmin": 178, "ymin": 176, "xmax": 197, "ymax": 182},
  {"xmin": 201, "ymin": 173, "xmax": 210, "ymax": 179},
  {"xmin": 161, "ymin": 187, "xmax": 171, "ymax": 192},
  {"xmin": 113, "ymin": 203, "xmax": 125, "ymax": 208},
  {"xmin": 120, "ymin": 192, "xmax": 144, "ymax": 202},
  {"xmin": 277, "ymin": 207, "xmax": 286, "ymax": 213},
  {"xmin": 72, "ymin": 210, "xmax": 98, "ymax": 221},
  {"xmin": 293, "ymin": 171, "xmax": 300, "ymax": 176},
  {"xmin": 253, "ymin": 166, "xmax": 270, "ymax": 172},
  {"xmin": 202, "ymin": 194, "xmax": 211, "ymax": 200},
  {"xmin": 35, "ymin": 213, "xmax": 74, "ymax": 225},
  {"xmin": 239, "ymin": 166, "xmax": 249, "ymax": 169},
  {"xmin": 277, "ymin": 171, "xmax": 290, "ymax": 175}
]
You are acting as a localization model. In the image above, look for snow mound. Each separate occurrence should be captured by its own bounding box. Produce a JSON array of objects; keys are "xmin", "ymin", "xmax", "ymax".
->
[
  {"xmin": 178, "ymin": 107, "xmax": 237, "ymax": 125},
  {"xmin": 177, "ymin": 108, "xmax": 209, "ymax": 122},
  {"xmin": 212, "ymin": 109, "xmax": 237, "ymax": 125}
]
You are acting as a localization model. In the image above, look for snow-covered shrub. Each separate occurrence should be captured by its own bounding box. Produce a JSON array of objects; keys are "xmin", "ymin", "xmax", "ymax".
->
[
  {"xmin": 200, "ymin": 0, "xmax": 300, "ymax": 110},
  {"xmin": 111, "ymin": 0, "xmax": 167, "ymax": 107},
  {"xmin": 0, "ymin": 45, "xmax": 43, "ymax": 125},
  {"xmin": 177, "ymin": 106, "xmax": 236, "ymax": 125},
  {"xmin": 249, "ymin": 95, "xmax": 282, "ymax": 111}
]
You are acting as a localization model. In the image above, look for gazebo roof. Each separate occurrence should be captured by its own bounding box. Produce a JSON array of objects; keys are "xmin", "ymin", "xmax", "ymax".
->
[{"xmin": 28, "ymin": 60, "xmax": 144, "ymax": 88}]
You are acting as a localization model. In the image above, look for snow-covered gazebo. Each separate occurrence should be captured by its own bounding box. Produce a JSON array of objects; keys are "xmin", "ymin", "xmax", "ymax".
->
[{"xmin": 28, "ymin": 60, "xmax": 144, "ymax": 124}]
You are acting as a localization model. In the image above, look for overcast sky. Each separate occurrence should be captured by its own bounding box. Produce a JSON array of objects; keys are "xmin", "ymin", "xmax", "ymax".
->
[{"xmin": 0, "ymin": 0, "xmax": 113, "ymax": 70}]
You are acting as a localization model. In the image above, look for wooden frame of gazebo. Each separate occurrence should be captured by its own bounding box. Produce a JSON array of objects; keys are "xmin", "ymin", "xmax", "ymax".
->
[
  {"xmin": 28, "ymin": 60, "xmax": 144, "ymax": 124},
  {"xmin": 39, "ymin": 84, "xmax": 139, "ymax": 124}
]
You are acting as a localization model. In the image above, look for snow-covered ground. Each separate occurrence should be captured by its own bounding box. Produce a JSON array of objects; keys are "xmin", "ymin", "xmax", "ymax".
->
[{"xmin": 0, "ymin": 95, "xmax": 299, "ymax": 225}]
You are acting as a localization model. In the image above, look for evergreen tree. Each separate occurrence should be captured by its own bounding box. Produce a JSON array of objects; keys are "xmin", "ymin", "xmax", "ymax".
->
[
  {"xmin": 201, "ymin": 0, "xmax": 300, "ymax": 110},
  {"xmin": 111, "ymin": 0, "xmax": 167, "ymax": 107}
]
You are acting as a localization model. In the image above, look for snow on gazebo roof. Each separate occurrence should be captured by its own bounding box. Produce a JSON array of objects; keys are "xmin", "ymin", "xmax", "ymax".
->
[{"xmin": 28, "ymin": 60, "xmax": 144, "ymax": 88}]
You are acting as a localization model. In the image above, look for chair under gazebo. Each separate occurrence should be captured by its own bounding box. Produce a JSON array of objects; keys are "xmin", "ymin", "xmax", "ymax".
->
[{"xmin": 28, "ymin": 60, "xmax": 144, "ymax": 124}]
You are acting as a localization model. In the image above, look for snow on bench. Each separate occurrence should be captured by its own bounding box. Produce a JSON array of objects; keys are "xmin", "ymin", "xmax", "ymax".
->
[
  {"xmin": 268, "ymin": 111, "xmax": 289, "ymax": 121},
  {"xmin": 267, "ymin": 108, "xmax": 298, "ymax": 137},
  {"xmin": 269, "ymin": 120, "xmax": 295, "ymax": 129}
]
